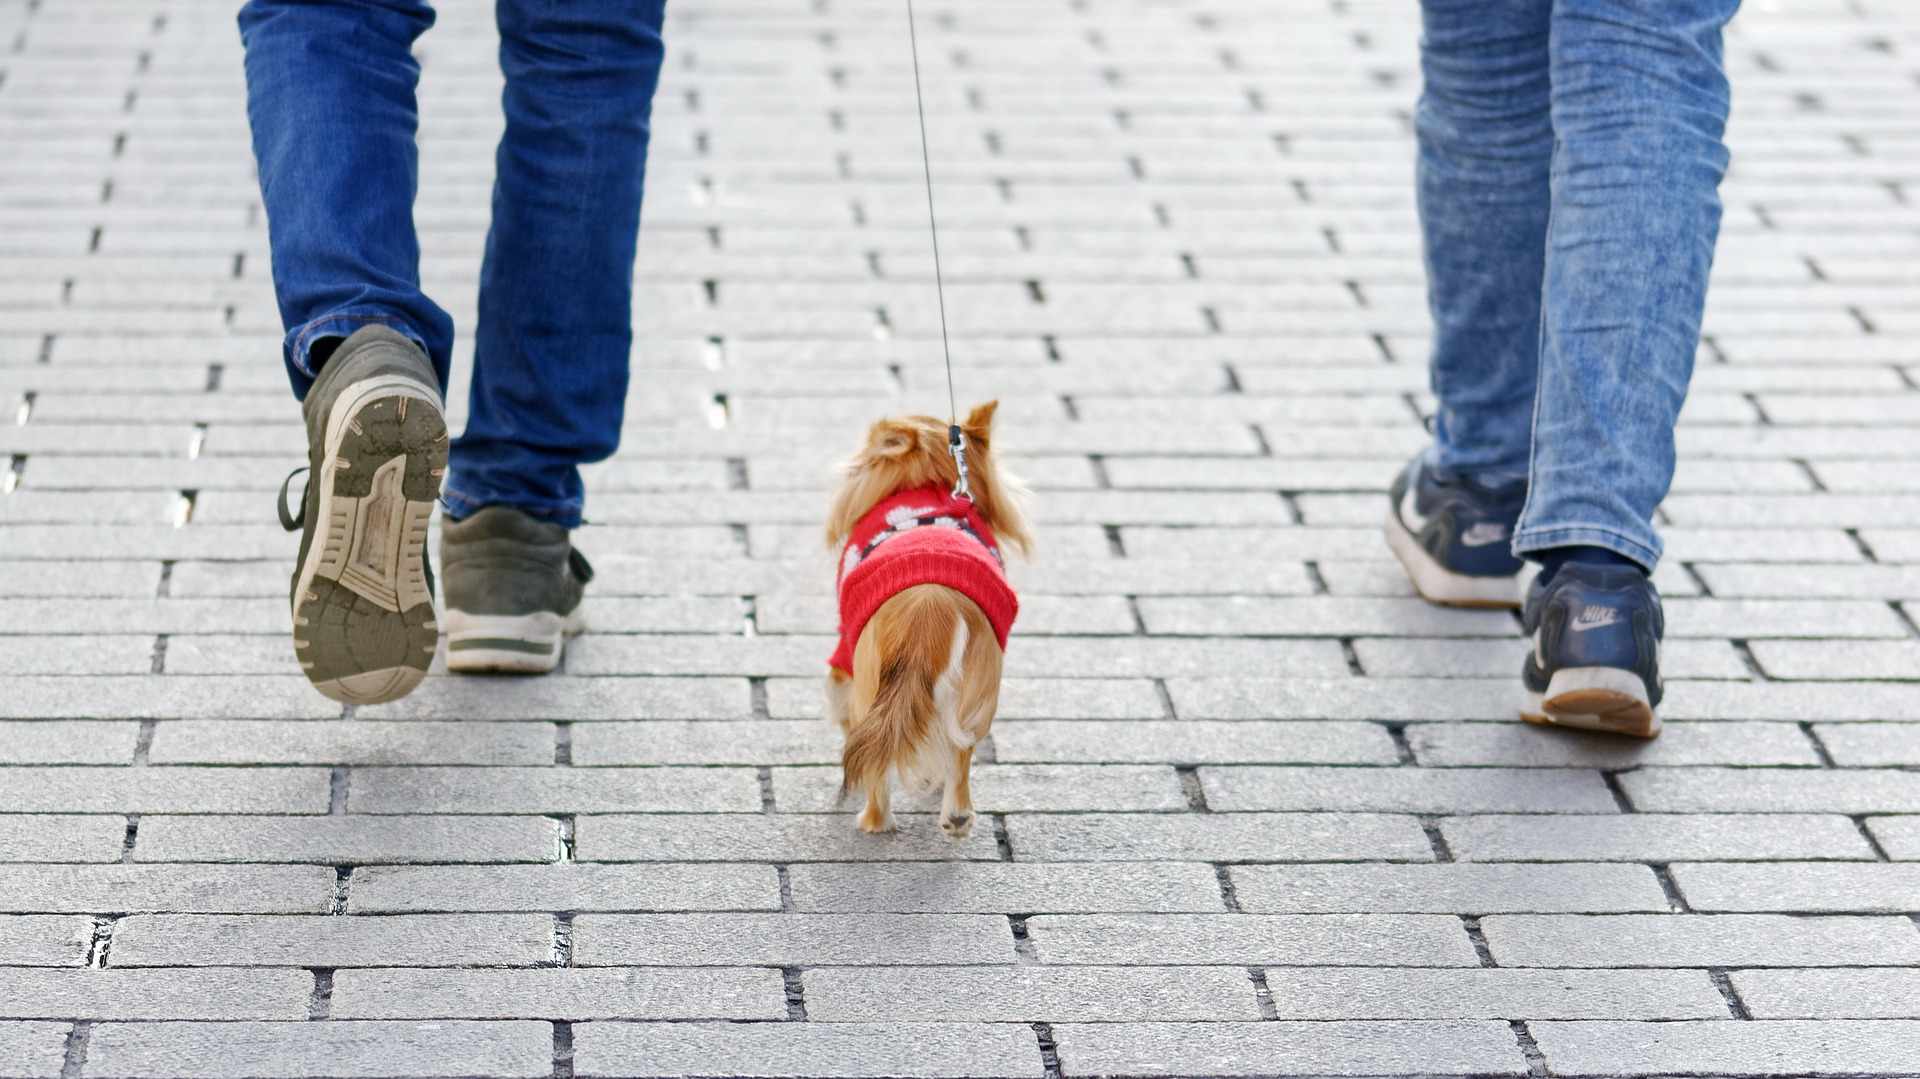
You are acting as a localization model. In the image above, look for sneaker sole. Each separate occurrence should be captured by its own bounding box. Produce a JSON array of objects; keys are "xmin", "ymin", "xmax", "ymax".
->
[
  {"xmin": 1383, "ymin": 508, "xmax": 1522, "ymax": 610},
  {"xmin": 443, "ymin": 609, "xmax": 583, "ymax": 674},
  {"xmin": 1522, "ymin": 666, "xmax": 1660, "ymax": 739},
  {"xmin": 292, "ymin": 375, "xmax": 445, "ymax": 705}
]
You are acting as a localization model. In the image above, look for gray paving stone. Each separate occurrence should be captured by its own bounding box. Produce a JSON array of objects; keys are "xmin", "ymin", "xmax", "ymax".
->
[
  {"xmin": 1749, "ymin": 639, "xmax": 1920, "ymax": 680},
  {"xmin": 1442, "ymin": 814, "xmax": 1875, "ymax": 862},
  {"xmin": 1050, "ymin": 1021, "xmax": 1526, "ymax": 1077},
  {"xmin": 1006, "ymin": 637, "xmax": 1351, "ymax": 679},
  {"xmin": 1136, "ymin": 596, "xmax": 1518, "ymax": 637},
  {"xmin": 576, "ymin": 814, "xmax": 1004, "ymax": 863},
  {"xmin": 81, "ymin": 1020, "xmax": 552, "ymax": 1079},
  {"xmin": 1659, "ymin": 680, "xmax": 1920, "ymax": 722},
  {"xmin": 1480, "ymin": 913, "xmax": 1920, "ymax": 968},
  {"xmin": 0, "ymin": 915, "xmax": 90, "ymax": 966},
  {"xmin": 1169, "ymin": 676, "xmax": 1512, "ymax": 721},
  {"xmin": 1407, "ymin": 721, "xmax": 1821, "ymax": 767},
  {"xmin": 0, "ymin": 1022, "xmax": 66, "ymax": 1079},
  {"xmin": 1026, "ymin": 913, "xmax": 1477, "ymax": 966},
  {"xmin": 0, "ymin": 766, "xmax": 327, "ymax": 813},
  {"xmin": 349, "ymin": 862, "xmax": 778, "ymax": 913},
  {"xmin": 1200, "ymin": 766, "xmax": 1619, "ymax": 814},
  {"xmin": 0, "ymin": 815, "xmax": 127, "ymax": 864},
  {"xmin": 0, "ymin": 968, "xmax": 308, "ymax": 1020},
  {"xmin": 989, "ymin": 720, "xmax": 1399, "ymax": 765},
  {"xmin": 1619, "ymin": 767, "xmax": 1920, "ymax": 814},
  {"xmin": 572, "ymin": 720, "xmax": 838, "ymax": 765},
  {"xmin": 572, "ymin": 913, "xmax": 1014, "ymax": 966},
  {"xmin": 0, "ymin": 675, "xmax": 339, "ymax": 719},
  {"xmin": 1671, "ymin": 862, "xmax": 1920, "ymax": 913},
  {"xmin": 1351, "ymin": 637, "xmax": 1748, "ymax": 681},
  {"xmin": 572, "ymin": 1021, "xmax": 1044, "ymax": 1079},
  {"xmin": 331, "ymin": 967, "xmax": 786, "ymax": 1020},
  {"xmin": 110, "ymin": 913, "xmax": 553, "ymax": 968},
  {"xmin": 147, "ymin": 720, "xmax": 555, "ymax": 765},
  {"xmin": 1258, "ymin": 968, "xmax": 1728, "ymax": 1020},
  {"xmin": 1528, "ymin": 1019, "xmax": 1920, "ymax": 1077},
  {"xmin": 0, "ymin": 636, "xmax": 154, "ymax": 675},
  {"xmin": 346, "ymin": 766, "xmax": 761, "ymax": 814},
  {"xmin": 788, "ymin": 862, "xmax": 1225, "ymax": 913},
  {"xmin": 1006, "ymin": 812, "xmax": 1433, "ymax": 863},
  {"xmin": 135, "ymin": 815, "xmax": 560, "ymax": 864},
  {"xmin": 1731, "ymin": 970, "xmax": 1920, "ymax": 1019},
  {"xmin": 1870, "ymin": 816, "xmax": 1920, "ymax": 860},
  {"xmin": 772, "ymin": 764, "xmax": 1188, "ymax": 813},
  {"xmin": 353, "ymin": 674, "xmax": 749, "ymax": 720},
  {"xmin": 0, "ymin": 720, "xmax": 141, "ymax": 764},
  {"xmin": 803, "ymin": 965, "xmax": 1261, "ymax": 1022},
  {"xmin": 1815, "ymin": 723, "xmax": 1920, "ymax": 766},
  {"xmin": 0, "ymin": 864, "xmax": 331, "ymax": 914},
  {"xmin": 1227, "ymin": 863, "xmax": 1669, "ymax": 914}
]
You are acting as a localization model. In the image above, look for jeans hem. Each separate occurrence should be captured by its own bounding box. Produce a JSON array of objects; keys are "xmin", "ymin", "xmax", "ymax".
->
[
  {"xmin": 1512, "ymin": 524, "xmax": 1660, "ymax": 574},
  {"xmin": 286, "ymin": 311, "xmax": 431, "ymax": 386},
  {"xmin": 440, "ymin": 485, "xmax": 584, "ymax": 530}
]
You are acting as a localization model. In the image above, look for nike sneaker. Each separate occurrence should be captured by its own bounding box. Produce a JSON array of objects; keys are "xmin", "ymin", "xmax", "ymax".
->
[
  {"xmin": 1384, "ymin": 454, "xmax": 1527, "ymax": 608},
  {"xmin": 1520, "ymin": 562, "xmax": 1664, "ymax": 739}
]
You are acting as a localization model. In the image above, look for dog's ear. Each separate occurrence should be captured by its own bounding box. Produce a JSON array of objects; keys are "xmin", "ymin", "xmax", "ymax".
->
[
  {"xmin": 961, "ymin": 400, "xmax": 999, "ymax": 443},
  {"xmin": 865, "ymin": 419, "xmax": 918, "ymax": 458}
]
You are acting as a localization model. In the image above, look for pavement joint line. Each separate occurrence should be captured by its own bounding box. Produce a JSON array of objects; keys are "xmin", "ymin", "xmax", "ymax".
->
[
  {"xmin": 1650, "ymin": 864, "xmax": 1691, "ymax": 912},
  {"xmin": 59, "ymin": 1020, "xmax": 91, "ymax": 1079},
  {"xmin": 305, "ymin": 969, "xmax": 334, "ymax": 1021},
  {"xmin": 1710, "ymin": 968, "xmax": 1753, "ymax": 1019},
  {"xmin": 1509, "ymin": 1019, "xmax": 1550, "ymax": 1079},
  {"xmin": 1214, "ymin": 864, "xmax": 1242, "ymax": 912},
  {"xmin": 781, "ymin": 967, "xmax": 808, "ymax": 1021},
  {"xmin": 1031, "ymin": 1020, "xmax": 1063, "ymax": 1079},
  {"xmin": 1460, "ymin": 915, "xmax": 1497, "ymax": 968}
]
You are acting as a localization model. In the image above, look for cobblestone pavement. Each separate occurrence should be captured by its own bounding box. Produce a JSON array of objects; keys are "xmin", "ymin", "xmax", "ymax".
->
[{"xmin": 3, "ymin": 0, "xmax": 1919, "ymax": 1076}]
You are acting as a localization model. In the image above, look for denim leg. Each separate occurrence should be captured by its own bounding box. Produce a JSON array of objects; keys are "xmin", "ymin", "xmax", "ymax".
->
[
  {"xmin": 238, "ymin": 0, "xmax": 455, "ymax": 399},
  {"xmin": 1416, "ymin": 0, "xmax": 1554, "ymax": 484},
  {"xmin": 441, "ymin": 0, "xmax": 668, "ymax": 528},
  {"xmin": 1515, "ymin": 0, "xmax": 1739, "ymax": 570}
]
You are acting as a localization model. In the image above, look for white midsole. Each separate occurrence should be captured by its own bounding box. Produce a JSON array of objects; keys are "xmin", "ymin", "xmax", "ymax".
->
[
  {"xmin": 291, "ymin": 375, "xmax": 443, "ymax": 624},
  {"xmin": 1384, "ymin": 508, "xmax": 1523, "ymax": 608},
  {"xmin": 443, "ymin": 609, "xmax": 584, "ymax": 673}
]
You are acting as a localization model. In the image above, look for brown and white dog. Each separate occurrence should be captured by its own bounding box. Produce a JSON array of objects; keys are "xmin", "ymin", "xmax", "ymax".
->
[{"xmin": 823, "ymin": 402, "xmax": 1031, "ymax": 838}]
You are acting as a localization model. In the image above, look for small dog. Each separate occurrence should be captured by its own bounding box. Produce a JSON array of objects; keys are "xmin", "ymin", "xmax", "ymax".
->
[{"xmin": 824, "ymin": 401, "xmax": 1031, "ymax": 838}]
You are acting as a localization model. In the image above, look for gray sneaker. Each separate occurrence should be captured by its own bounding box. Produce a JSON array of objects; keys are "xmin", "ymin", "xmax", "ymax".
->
[
  {"xmin": 277, "ymin": 325, "xmax": 446, "ymax": 704},
  {"xmin": 440, "ymin": 505, "xmax": 592, "ymax": 673}
]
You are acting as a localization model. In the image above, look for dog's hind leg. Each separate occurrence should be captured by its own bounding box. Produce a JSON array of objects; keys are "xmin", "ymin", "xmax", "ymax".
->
[
  {"xmin": 856, "ymin": 778, "xmax": 893, "ymax": 833},
  {"xmin": 940, "ymin": 746, "xmax": 974, "ymax": 839}
]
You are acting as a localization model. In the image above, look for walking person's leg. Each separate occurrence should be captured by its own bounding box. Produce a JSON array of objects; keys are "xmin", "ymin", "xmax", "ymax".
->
[
  {"xmin": 1386, "ymin": 0, "xmax": 1552, "ymax": 608},
  {"xmin": 240, "ymin": 0, "xmax": 454, "ymax": 704},
  {"xmin": 1519, "ymin": 0, "xmax": 1740, "ymax": 736},
  {"xmin": 439, "ymin": 0, "xmax": 668, "ymax": 673}
]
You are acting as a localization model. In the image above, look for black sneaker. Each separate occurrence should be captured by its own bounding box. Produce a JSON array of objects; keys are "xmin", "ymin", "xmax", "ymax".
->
[
  {"xmin": 277, "ymin": 325, "xmax": 446, "ymax": 704},
  {"xmin": 440, "ymin": 505, "xmax": 592, "ymax": 674},
  {"xmin": 1384, "ymin": 454, "xmax": 1527, "ymax": 608},
  {"xmin": 1520, "ymin": 562, "xmax": 1664, "ymax": 739}
]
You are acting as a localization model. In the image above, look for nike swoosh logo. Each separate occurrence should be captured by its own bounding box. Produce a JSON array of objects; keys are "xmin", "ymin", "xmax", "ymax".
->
[
  {"xmin": 1398, "ymin": 485, "xmax": 1428, "ymax": 533},
  {"xmin": 1461, "ymin": 523, "xmax": 1507, "ymax": 548}
]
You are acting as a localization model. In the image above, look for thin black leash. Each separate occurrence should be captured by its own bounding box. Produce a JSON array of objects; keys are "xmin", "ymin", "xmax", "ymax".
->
[{"xmin": 904, "ymin": 0, "xmax": 972, "ymax": 500}]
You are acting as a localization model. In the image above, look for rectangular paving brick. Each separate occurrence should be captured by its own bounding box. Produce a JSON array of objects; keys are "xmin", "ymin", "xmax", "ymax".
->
[
  {"xmin": 1408, "ymin": 721, "xmax": 1821, "ymax": 768},
  {"xmin": 0, "ymin": 766, "xmax": 328, "ymax": 813},
  {"xmin": 1481, "ymin": 914, "xmax": 1920, "ymax": 968},
  {"xmin": 1670, "ymin": 862, "xmax": 1920, "ymax": 913},
  {"xmin": 1811, "ymin": 723, "xmax": 1920, "ymax": 766},
  {"xmin": 1442, "ymin": 814, "xmax": 1876, "ymax": 862},
  {"xmin": 773, "ymin": 764, "xmax": 1187, "ymax": 813},
  {"xmin": 0, "ymin": 720, "xmax": 141, "ymax": 762},
  {"xmin": 803, "ymin": 965, "xmax": 1262, "ymax": 1022},
  {"xmin": 148, "ymin": 721, "xmax": 556, "ymax": 765},
  {"xmin": 1050, "ymin": 1021, "xmax": 1525, "ymax": 1077},
  {"xmin": 788, "ymin": 862, "xmax": 1225, "ymax": 913},
  {"xmin": 0, "ymin": 815, "xmax": 127, "ymax": 863},
  {"xmin": 1257, "ymin": 968, "xmax": 1728, "ymax": 1020},
  {"xmin": 0, "ymin": 968, "xmax": 308, "ymax": 1020},
  {"xmin": 1619, "ymin": 767, "xmax": 1920, "ymax": 814},
  {"xmin": 572, "ymin": 1021, "xmax": 1044, "ymax": 1079},
  {"xmin": 1227, "ymin": 863, "xmax": 1669, "ymax": 914},
  {"xmin": 572, "ymin": 913, "xmax": 1014, "ymax": 966},
  {"xmin": 135, "ymin": 815, "xmax": 561, "ymax": 864},
  {"xmin": 349, "ymin": 862, "xmax": 779, "ymax": 913},
  {"xmin": 330, "ymin": 967, "xmax": 785, "ymax": 1020},
  {"xmin": 1529, "ymin": 1019, "xmax": 1920, "ymax": 1076},
  {"xmin": 576, "ymin": 813, "xmax": 1003, "ymax": 863},
  {"xmin": 1007, "ymin": 812, "xmax": 1434, "ymax": 863},
  {"xmin": 1870, "ymin": 816, "xmax": 1920, "ymax": 860},
  {"xmin": 82, "ymin": 1020, "xmax": 553, "ymax": 1079},
  {"xmin": 1026, "ymin": 913, "xmax": 1478, "ymax": 966},
  {"xmin": 1200, "ymin": 766, "xmax": 1619, "ymax": 814},
  {"xmin": 110, "ymin": 913, "xmax": 554, "ymax": 968},
  {"xmin": 1731, "ymin": 970, "xmax": 1920, "ymax": 1019},
  {"xmin": 989, "ymin": 720, "xmax": 1399, "ymax": 765},
  {"xmin": 0, "ymin": 915, "xmax": 90, "ymax": 966},
  {"xmin": 0, "ymin": 864, "xmax": 332, "ymax": 914},
  {"xmin": 345, "ymin": 766, "xmax": 761, "ymax": 814},
  {"xmin": 0, "ymin": 1022, "xmax": 66, "ymax": 1079}
]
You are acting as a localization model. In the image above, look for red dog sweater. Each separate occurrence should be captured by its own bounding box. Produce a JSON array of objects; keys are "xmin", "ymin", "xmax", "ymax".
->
[{"xmin": 830, "ymin": 485, "xmax": 1018, "ymax": 675}]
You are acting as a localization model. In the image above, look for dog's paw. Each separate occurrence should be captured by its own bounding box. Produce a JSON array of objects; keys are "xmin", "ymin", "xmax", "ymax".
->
[
  {"xmin": 855, "ymin": 809, "xmax": 895, "ymax": 834},
  {"xmin": 941, "ymin": 811, "xmax": 974, "ymax": 840}
]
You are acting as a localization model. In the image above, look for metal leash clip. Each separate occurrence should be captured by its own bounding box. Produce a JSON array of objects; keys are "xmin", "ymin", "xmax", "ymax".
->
[{"xmin": 948, "ymin": 424, "xmax": 972, "ymax": 501}]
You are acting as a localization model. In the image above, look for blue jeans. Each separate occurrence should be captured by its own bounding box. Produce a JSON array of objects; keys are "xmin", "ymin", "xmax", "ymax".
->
[
  {"xmin": 238, "ymin": 0, "xmax": 667, "ymax": 528},
  {"xmin": 1418, "ymin": 0, "xmax": 1738, "ymax": 570}
]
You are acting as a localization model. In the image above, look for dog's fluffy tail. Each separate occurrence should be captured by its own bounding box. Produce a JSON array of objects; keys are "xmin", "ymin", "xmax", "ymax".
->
[{"xmin": 840, "ymin": 584, "xmax": 957, "ymax": 800}]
